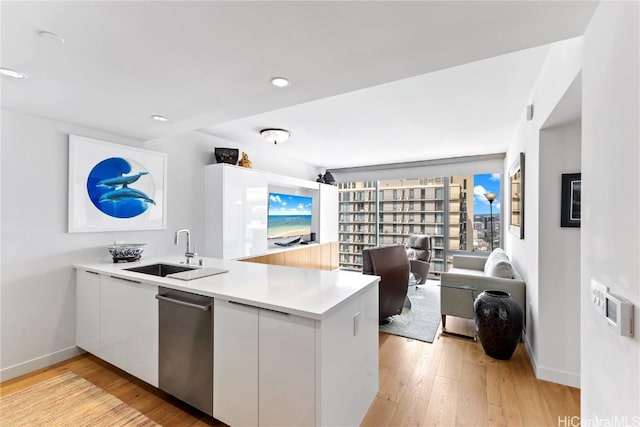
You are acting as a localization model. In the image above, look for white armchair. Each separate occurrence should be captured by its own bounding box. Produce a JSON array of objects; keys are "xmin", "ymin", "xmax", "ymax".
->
[{"xmin": 439, "ymin": 250, "xmax": 526, "ymax": 333}]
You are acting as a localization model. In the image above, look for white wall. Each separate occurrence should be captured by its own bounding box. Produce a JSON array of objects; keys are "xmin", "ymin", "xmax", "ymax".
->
[
  {"xmin": 0, "ymin": 109, "xmax": 319, "ymax": 380},
  {"xmin": 506, "ymin": 37, "xmax": 582, "ymax": 386},
  {"xmin": 581, "ymin": 1, "xmax": 640, "ymax": 421},
  {"xmin": 538, "ymin": 120, "xmax": 581, "ymax": 386}
]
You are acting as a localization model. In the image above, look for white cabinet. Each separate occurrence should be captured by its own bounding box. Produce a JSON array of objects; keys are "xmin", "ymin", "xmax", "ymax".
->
[
  {"xmin": 205, "ymin": 164, "xmax": 339, "ymax": 260},
  {"xmin": 214, "ymin": 299, "xmax": 316, "ymax": 427},
  {"xmin": 76, "ymin": 270, "xmax": 100, "ymax": 355},
  {"xmin": 100, "ymin": 275, "xmax": 158, "ymax": 387},
  {"xmin": 213, "ymin": 300, "xmax": 259, "ymax": 427},
  {"xmin": 76, "ymin": 271, "xmax": 158, "ymax": 387},
  {"xmin": 205, "ymin": 164, "xmax": 268, "ymax": 259},
  {"xmin": 120, "ymin": 278, "xmax": 158, "ymax": 386},
  {"xmin": 318, "ymin": 184, "xmax": 338, "ymax": 243},
  {"xmin": 99, "ymin": 276, "xmax": 129, "ymax": 371},
  {"xmin": 259, "ymin": 309, "xmax": 316, "ymax": 426}
]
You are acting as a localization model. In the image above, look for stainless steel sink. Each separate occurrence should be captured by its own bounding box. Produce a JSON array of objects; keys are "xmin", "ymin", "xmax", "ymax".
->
[{"xmin": 124, "ymin": 263, "xmax": 197, "ymax": 277}]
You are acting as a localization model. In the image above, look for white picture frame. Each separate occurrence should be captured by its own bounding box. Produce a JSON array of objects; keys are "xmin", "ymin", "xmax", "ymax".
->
[{"xmin": 68, "ymin": 135, "xmax": 167, "ymax": 233}]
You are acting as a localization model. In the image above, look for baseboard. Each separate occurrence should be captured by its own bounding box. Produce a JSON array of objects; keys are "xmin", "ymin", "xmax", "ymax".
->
[
  {"xmin": 523, "ymin": 333, "xmax": 580, "ymax": 388},
  {"xmin": 535, "ymin": 365, "xmax": 581, "ymax": 388},
  {"xmin": 0, "ymin": 346, "xmax": 84, "ymax": 382}
]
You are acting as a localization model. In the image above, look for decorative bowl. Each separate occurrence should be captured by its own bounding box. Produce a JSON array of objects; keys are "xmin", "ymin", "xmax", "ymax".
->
[
  {"xmin": 215, "ymin": 148, "xmax": 239, "ymax": 165},
  {"xmin": 107, "ymin": 243, "xmax": 146, "ymax": 263}
]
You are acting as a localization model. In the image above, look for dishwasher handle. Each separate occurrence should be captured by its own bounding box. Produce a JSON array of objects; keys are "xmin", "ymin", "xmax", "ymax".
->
[{"xmin": 156, "ymin": 294, "xmax": 211, "ymax": 311}]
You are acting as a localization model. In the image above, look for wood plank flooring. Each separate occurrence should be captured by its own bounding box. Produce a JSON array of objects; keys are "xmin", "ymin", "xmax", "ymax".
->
[
  {"xmin": 362, "ymin": 317, "xmax": 580, "ymax": 427},
  {"xmin": 0, "ymin": 356, "xmax": 223, "ymax": 426},
  {"xmin": 1, "ymin": 317, "xmax": 579, "ymax": 426}
]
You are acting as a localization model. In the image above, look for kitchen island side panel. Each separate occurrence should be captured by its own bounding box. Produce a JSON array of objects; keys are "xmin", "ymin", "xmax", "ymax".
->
[{"xmin": 317, "ymin": 282, "xmax": 379, "ymax": 426}]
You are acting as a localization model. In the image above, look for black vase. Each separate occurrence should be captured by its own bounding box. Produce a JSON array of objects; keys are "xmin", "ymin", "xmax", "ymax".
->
[{"xmin": 473, "ymin": 290, "xmax": 523, "ymax": 360}]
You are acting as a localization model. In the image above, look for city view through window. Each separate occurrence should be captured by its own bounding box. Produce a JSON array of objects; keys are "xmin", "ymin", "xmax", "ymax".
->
[{"xmin": 338, "ymin": 174, "xmax": 501, "ymax": 276}]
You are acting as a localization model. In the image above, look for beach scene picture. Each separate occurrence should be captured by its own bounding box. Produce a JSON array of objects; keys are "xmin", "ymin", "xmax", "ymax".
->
[{"xmin": 268, "ymin": 192, "xmax": 312, "ymax": 239}]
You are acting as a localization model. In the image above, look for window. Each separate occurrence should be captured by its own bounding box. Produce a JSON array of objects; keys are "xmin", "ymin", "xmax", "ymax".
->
[{"xmin": 337, "ymin": 172, "xmax": 502, "ymax": 274}]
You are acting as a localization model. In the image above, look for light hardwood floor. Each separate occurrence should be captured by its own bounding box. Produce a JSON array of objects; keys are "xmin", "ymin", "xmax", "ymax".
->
[
  {"xmin": 1, "ymin": 317, "xmax": 579, "ymax": 426},
  {"xmin": 362, "ymin": 317, "xmax": 580, "ymax": 426}
]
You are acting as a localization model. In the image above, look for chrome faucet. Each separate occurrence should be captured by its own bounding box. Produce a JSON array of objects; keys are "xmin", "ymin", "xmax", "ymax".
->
[{"xmin": 175, "ymin": 229, "xmax": 196, "ymax": 264}]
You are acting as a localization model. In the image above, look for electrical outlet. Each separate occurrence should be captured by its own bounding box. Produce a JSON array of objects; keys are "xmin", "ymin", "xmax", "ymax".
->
[{"xmin": 591, "ymin": 279, "xmax": 609, "ymax": 315}]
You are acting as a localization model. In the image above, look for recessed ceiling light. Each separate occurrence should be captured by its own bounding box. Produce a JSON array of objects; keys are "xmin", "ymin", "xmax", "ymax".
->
[
  {"xmin": 0, "ymin": 68, "xmax": 27, "ymax": 79},
  {"xmin": 270, "ymin": 77, "xmax": 290, "ymax": 88},
  {"xmin": 151, "ymin": 115, "xmax": 167, "ymax": 122},
  {"xmin": 38, "ymin": 30, "xmax": 65, "ymax": 43}
]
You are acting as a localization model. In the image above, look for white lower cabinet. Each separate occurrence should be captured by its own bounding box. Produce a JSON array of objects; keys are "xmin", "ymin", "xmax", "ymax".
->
[
  {"xmin": 259, "ymin": 309, "xmax": 316, "ymax": 426},
  {"xmin": 214, "ymin": 299, "xmax": 316, "ymax": 427},
  {"xmin": 76, "ymin": 271, "xmax": 158, "ymax": 387},
  {"xmin": 213, "ymin": 299, "xmax": 259, "ymax": 426},
  {"xmin": 76, "ymin": 270, "xmax": 100, "ymax": 355},
  {"xmin": 119, "ymin": 277, "xmax": 158, "ymax": 386},
  {"xmin": 76, "ymin": 268, "xmax": 377, "ymax": 426}
]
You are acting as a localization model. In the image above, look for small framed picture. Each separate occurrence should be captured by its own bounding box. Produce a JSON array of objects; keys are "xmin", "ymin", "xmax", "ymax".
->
[{"xmin": 561, "ymin": 173, "xmax": 581, "ymax": 227}]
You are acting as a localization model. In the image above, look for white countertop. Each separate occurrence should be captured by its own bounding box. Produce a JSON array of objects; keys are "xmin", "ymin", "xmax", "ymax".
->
[{"xmin": 75, "ymin": 256, "xmax": 379, "ymax": 320}]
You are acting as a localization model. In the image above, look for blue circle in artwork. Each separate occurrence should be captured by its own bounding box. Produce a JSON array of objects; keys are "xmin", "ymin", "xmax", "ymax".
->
[{"xmin": 87, "ymin": 157, "xmax": 156, "ymax": 219}]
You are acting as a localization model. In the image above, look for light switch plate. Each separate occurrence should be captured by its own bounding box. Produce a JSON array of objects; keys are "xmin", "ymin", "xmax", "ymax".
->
[{"xmin": 591, "ymin": 278, "xmax": 609, "ymax": 315}]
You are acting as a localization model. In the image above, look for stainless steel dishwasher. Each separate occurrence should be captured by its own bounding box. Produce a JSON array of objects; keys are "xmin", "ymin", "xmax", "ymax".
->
[{"xmin": 156, "ymin": 287, "xmax": 213, "ymax": 416}]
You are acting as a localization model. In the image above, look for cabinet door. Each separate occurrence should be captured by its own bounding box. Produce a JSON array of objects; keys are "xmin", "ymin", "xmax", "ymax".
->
[
  {"xmin": 318, "ymin": 184, "xmax": 338, "ymax": 243},
  {"xmin": 205, "ymin": 164, "xmax": 268, "ymax": 259},
  {"xmin": 214, "ymin": 299, "xmax": 259, "ymax": 427},
  {"xmin": 76, "ymin": 270, "xmax": 100, "ymax": 355},
  {"xmin": 259, "ymin": 310, "xmax": 316, "ymax": 427},
  {"xmin": 99, "ymin": 275, "xmax": 158, "ymax": 387},
  {"xmin": 125, "ymin": 281, "xmax": 158, "ymax": 387},
  {"xmin": 222, "ymin": 165, "xmax": 268, "ymax": 259},
  {"xmin": 99, "ymin": 276, "xmax": 129, "ymax": 371}
]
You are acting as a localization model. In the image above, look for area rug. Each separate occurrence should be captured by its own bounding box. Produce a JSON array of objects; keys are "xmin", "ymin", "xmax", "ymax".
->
[
  {"xmin": 379, "ymin": 279, "xmax": 441, "ymax": 343},
  {"xmin": 0, "ymin": 372, "xmax": 159, "ymax": 426}
]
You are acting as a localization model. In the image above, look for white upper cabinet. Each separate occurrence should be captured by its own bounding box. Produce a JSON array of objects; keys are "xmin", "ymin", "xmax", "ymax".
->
[
  {"xmin": 318, "ymin": 184, "xmax": 339, "ymax": 243},
  {"xmin": 205, "ymin": 164, "xmax": 339, "ymax": 260},
  {"xmin": 205, "ymin": 164, "xmax": 268, "ymax": 259}
]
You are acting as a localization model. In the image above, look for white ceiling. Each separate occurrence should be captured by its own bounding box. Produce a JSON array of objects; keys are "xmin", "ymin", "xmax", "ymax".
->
[{"xmin": 1, "ymin": 1, "xmax": 598, "ymax": 169}]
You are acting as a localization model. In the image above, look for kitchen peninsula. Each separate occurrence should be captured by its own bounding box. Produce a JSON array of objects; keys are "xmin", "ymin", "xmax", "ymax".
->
[{"xmin": 75, "ymin": 256, "xmax": 379, "ymax": 427}]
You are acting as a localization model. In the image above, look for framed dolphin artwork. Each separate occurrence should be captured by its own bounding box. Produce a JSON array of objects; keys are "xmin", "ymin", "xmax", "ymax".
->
[{"xmin": 68, "ymin": 135, "xmax": 167, "ymax": 233}]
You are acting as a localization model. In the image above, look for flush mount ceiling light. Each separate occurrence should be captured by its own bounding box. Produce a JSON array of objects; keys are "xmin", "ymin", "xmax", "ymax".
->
[
  {"xmin": 260, "ymin": 128, "xmax": 290, "ymax": 145},
  {"xmin": 38, "ymin": 30, "xmax": 65, "ymax": 43},
  {"xmin": 0, "ymin": 67, "xmax": 27, "ymax": 79},
  {"xmin": 151, "ymin": 115, "xmax": 167, "ymax": 122},
  {"xmin": 270, "ymin": 77, "xmax": 290, "ymax": 88}
]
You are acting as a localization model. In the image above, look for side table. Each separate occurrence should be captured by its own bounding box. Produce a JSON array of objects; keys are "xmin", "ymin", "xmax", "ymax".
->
[{"xmin": 438, "ymin": 283, "xmax": 478, "ymax": 341}]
